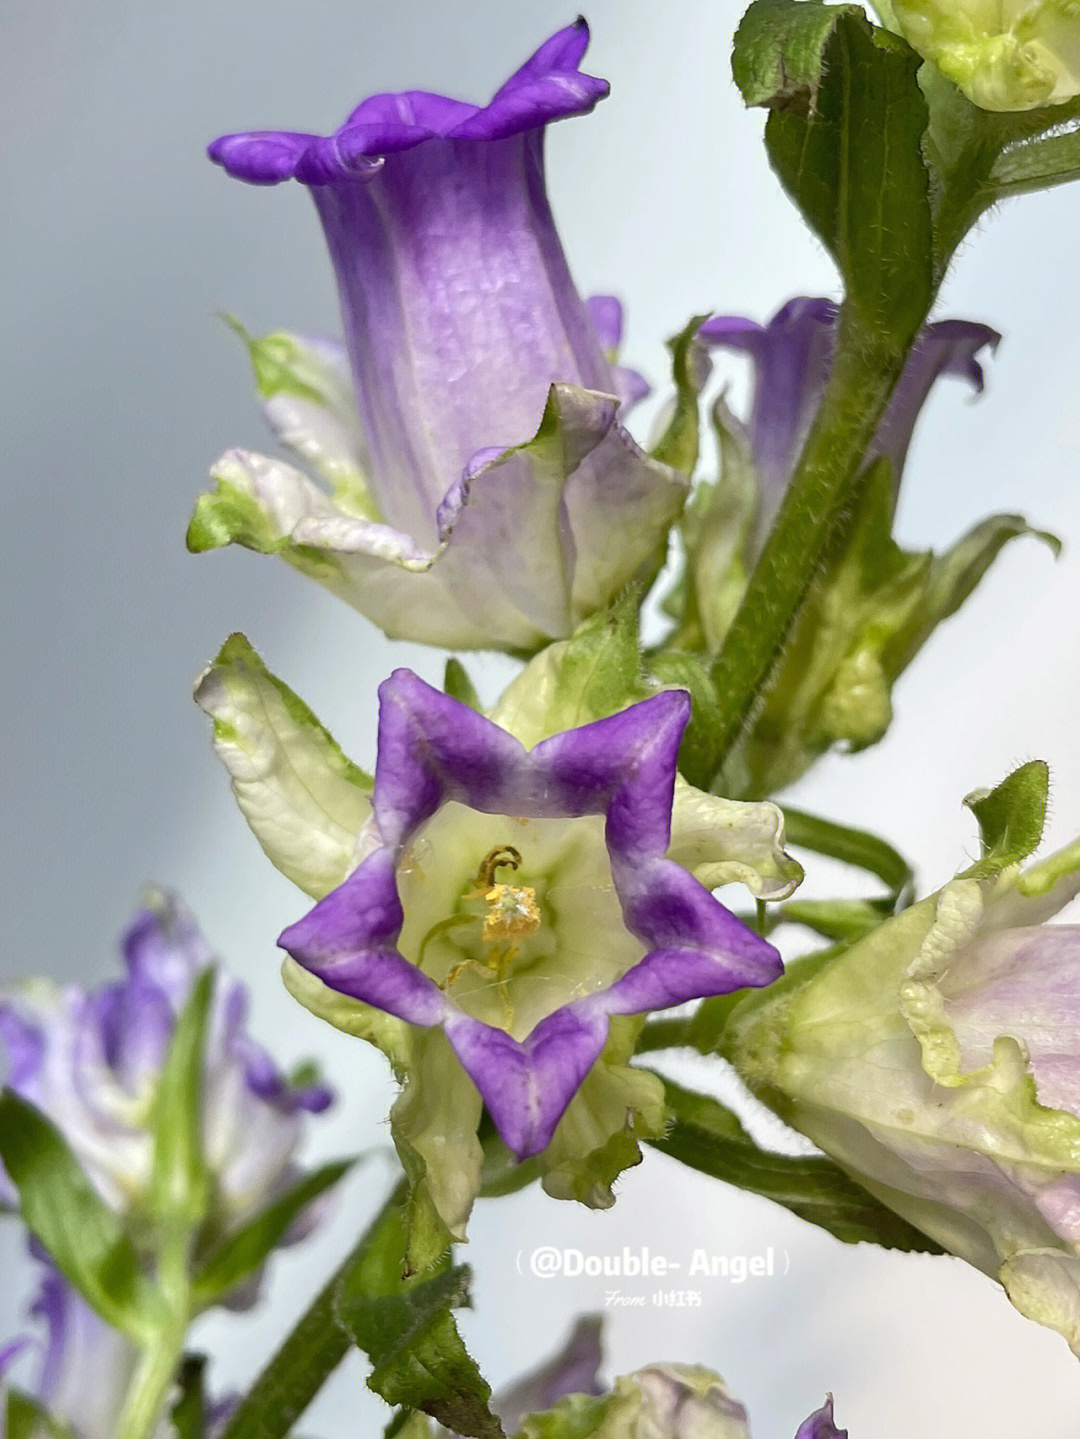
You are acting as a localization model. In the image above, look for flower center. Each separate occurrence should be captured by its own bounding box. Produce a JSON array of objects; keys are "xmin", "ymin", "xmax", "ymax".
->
[{"xmin": 396, "ymin": 805, "xmax": 646, "ymax": 1039}]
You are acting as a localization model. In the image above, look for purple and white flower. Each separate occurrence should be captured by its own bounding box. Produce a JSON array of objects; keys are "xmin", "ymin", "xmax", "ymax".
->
[
  {"xmin": 1, "ymin": 1263, "xmax": 233, "ymax": 1439},
  {"xmin": 0, "ymin": 894, "xmax": 332, "ymax": 1247},
  {"xmin": 511, "ymin": 1359, "xmax": 845, "ymax": 1439},
  {"xmin": 726, "ymin": 828, "xmax": 1080, "ymax": 1354},
  {"xmin": 700, "ymin": 298, "xmax": 999, "ymax": 561},
  {"xmin": 195, "ymin": 635, "xmax": 799, "ymax": 1238},
  {"xmin": 279, "ymin": 670, "xmax": 782, "ymax": 1163},
  {"xmin": 191, "ymin": 22, "xmax": 687, "ymax": 651}
]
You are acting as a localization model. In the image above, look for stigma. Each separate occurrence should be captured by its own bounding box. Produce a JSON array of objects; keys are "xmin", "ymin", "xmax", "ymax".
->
[{"xmin": 482, "ymin": 883, "xmax": 541, "ymax": 943}]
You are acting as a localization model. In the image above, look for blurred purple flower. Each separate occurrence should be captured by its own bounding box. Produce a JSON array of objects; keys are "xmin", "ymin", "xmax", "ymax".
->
[
  {"xmin": 0, "ymin": 894, "xmax": 331, "ymax": 1238},
  {"xmin": 279, "ymin": 670, "xmax": 780, "ymax": 1161},
  {"xmin": 2, "ymin": 1262, "xmax": 234, "ymax": 1439}
]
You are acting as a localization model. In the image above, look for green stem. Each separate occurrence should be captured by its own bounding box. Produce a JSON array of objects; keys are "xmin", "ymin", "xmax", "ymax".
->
[
  {"xmin": 219, "ymin": 1178, "xmax": 408, "ymax": 1439},
  {"xmin": 114, "ymin": 1327, "xmax": 187, "ymax": 1439},
  {"xmin": 704, "ymin": 310, "xmax": 919, "ymax": 784}
]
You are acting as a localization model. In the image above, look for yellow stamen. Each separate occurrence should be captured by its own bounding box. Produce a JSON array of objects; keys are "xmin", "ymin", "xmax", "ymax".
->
[{"xmin": 482, "ymin": 883, "xmax": 541, "ymax": 943}]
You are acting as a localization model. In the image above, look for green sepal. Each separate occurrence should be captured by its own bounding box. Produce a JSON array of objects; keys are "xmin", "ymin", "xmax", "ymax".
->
[
  {"xmin": 649, "ymin": 1076, "xmax": 941, "ymax": 1252},
  {"xmin": 516, "ymin": 1395, "xmax": 611, "ymax": 1439},
  {"xmin": 735, "ymin": 2, "xmax": 934, "ymax": 346},
  {"xmin": 149, "ymin": 968, "xmax": 214, "ymax": 1230},
  {"xmin": 336, "ymin": 1228, "xmax": 503, "ymax": 1439},
  {"xmin": 195, "ymin": 633, "xmax": 371, "ymax": 902},
  {"xmin": 963, "ymin": 760, "xmax": 1050, "ymax": 879},
  {"xmin": 489, "ymin": 590, "xmax": 647, "ymax": 747},
  {"xmin": 444, "ymin": 659, "xmax": 482, "ymax": 711},
  {"xmin": 649, "ymin": 317, "xmax": 712, "ymax": 476},
  {"xmin": 192, "ymin": 1158, "xmax": 355, "ymax": 1309},
  {"xmin": 538, "ymin": 1019, "xmax": 665, "ymax": 1210},
  {"xmin": 716, "ymin": 459, "xmax": 1053, "ymax": 797},
  {"xmin": 6, "ymin": 1390, "xmax": 72, "ymax": 1439},
  {"xmin": 0, "ymin": 1090, "xmax": 165, "ymax": 1339}
]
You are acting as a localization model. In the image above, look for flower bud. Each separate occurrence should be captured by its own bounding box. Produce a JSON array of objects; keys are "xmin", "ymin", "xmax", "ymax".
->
[{"xmin": 890, "ymin": 0, "xmax": 1080, "ymax": 111}]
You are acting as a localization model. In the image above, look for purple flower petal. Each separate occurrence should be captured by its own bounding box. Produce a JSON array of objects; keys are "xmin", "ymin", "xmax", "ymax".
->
[
  {"xmin": 202, "ymin": 25, "xmax": 684, "ymax": 654},
  {"xmin": 209, "ymin": 21, "xmax": 607, "ymax": 186},
  {"xmin": 794, "ymin": 1395, "xmax": 847, "ymax": 1439},
  {"xmin": 701, "ymin": 298, "xmax": 999, "ymax": 545},
  {"xmin": 280, "ymin": 673, "xmax": 781, "ymax": 1160}
]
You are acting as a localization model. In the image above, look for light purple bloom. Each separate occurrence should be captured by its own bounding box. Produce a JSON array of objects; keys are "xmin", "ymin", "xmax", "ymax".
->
[
  {"xmin": 197, "ymin": 22, "xmax": 687, "ymax": 651},
  {"xmin": 725, "ymin": 836, "xmax": 1080, "ymax": 1354},
  {"xmin": 700, "ymin": 298, "xmax": 999, "ymax": 549},
  {"xmin": 0, "ymin": 894, "xmax": 331, "ymax": 1246},
  {"xmin": 279, "ymin": 670, "xmax": 781, "ymax": 1161},
  {"xmin": 2, "ymin": 1263, "xmax": 233, "ymax": 1439}
]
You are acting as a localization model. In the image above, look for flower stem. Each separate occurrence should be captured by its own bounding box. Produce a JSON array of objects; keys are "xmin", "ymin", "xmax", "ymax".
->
[
  {"xmin": 703, "ymin": 309, "xmax": 922, "ymax": 785},
  {"xmin": 219, "ymin": 1178, "xmax": 408, "ymax": 1439},
  {"xmin": 114, "ymin": 1229, "xmax": 192, "ymax": 1439}
]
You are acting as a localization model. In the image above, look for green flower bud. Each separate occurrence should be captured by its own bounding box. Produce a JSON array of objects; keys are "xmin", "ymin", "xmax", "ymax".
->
[{"xmin": 890, "ymin": 0, "xmax": 1080, "ymax": 110}]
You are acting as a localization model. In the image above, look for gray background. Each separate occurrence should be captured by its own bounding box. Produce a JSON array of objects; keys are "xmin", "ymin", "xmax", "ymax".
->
[{"xmin": 2, "ymin": 1, "xmax": 1079, "ymax": 1434}]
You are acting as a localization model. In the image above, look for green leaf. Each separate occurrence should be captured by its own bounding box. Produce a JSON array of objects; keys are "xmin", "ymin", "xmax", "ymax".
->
[
  {"xmin": 648, "ymin": 651, "xmax": 723, "ymax": 791},
  {"xmin": 444, "ymin": 659, "xmax": 481, "ymax": 711},
  {"xmin": 489, "ymin": 590, "xmax": 646, "ymax": 747},
  {"xmin": 337, "ymin": 1265, "xmax": 503, "ymax": 1439},
  {"xmin": 732, "ymin": 0, "xmax": 864, "ymax": 109},
  {"xmin": 6, "ymin": 1390, "xmax": 72, "ymax": 1439},
  {"xmin": 649, "ymin": 317, "xmax": 711, "ymax": 475},
  {"xmin": 649, "ymin": 1077, "xmax": 941, "ymax": 1252},
  {"xmin": 169, "ymin": 1355, "xmax": 208, "ymax": 1439},
  {"xmin": 964, "ymin": 760, "xmax": 1050, "ymax": 879},
  {"xmin": 735, "ymin": 2, "xmax": 933, "ymax": 346},
  {"xmin": 149, "ymin": 968, "xmax": 214, "ymax": 1228},
  {"xmin": 0, "ymin": 1090, "xmax": 164, "ymax": 1338},
  {"xmin": 778, "ymin": 898, "xmax": 891, "ymax": 942},
  {"xmin": 192, "ymin": 1159, "xmax": 354, "ymax": 1309}
]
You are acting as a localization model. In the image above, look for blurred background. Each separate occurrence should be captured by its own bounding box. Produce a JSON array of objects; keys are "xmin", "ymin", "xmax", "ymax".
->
[{"xmin": 2, "ymin": 1, "xmax": 1079, "ymax": 1434}]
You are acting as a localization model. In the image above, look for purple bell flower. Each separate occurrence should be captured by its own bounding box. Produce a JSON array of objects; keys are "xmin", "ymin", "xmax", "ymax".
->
[
  {"xmin": 279, "ymin": 670, "xmax": 781, "ymax": 1162},
  {"xmin": 699, "ymin": 298, "xmax": 999, "ymax": 552},
  {"xmin": 0, "ymin": 894, "xmax": 331, "ymax": 1240},
  {"xmin": 197, "ymin": 22, "xmax": 687, "ymax": 651}
]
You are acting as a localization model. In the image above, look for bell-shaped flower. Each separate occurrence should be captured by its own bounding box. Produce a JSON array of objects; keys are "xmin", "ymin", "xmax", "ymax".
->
[
  {"xmin": 884, "ymin": 0, "xmax": 1080, "ymax": 111},
  {"xmin": 191, "ymin": 22, "xmax": 688, "ymax": 652},
  {"xmin": 194, "ymin": 634, "xmax": 800, "ymax": 1249},
  {"xmin": 513, "ymin": 1361, "xmax": 845, "ymax": 1439},
  {"xmin": 667, "ymin": 299, "xmax": 1051, "ymax": 796},
  {"xmin": 0, "ymin": 894, "xmax": 333, "ymax": 1285},
  {"xmin": 1, "ymin": 1262, "xmax": 233, "ymax": 1439},
  {"xmin": 698, "ymin": 299, "xmax": 1000, "ymax": 559},
  {"xmin": 724, "ymin": 783, "xmax": 1080, "ymax": 1353}
]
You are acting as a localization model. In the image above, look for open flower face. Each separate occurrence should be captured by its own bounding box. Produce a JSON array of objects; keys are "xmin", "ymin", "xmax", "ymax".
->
[
  {"xmin": 194, "ymin": 22, "xmax": 686, "ymax": 651},
  {"xmin": 279, "ymin": 671, "xmax": 783, "ymax": 1163}
]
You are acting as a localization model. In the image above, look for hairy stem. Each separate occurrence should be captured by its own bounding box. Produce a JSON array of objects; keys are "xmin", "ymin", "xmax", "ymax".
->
[
  {"xmin": 704, "ymin": 311, "xmax": 921, "ymax": 784},
  {"xmin": 219, "ymin": 1178, "xmax": 408, "ymax": 1439}
]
